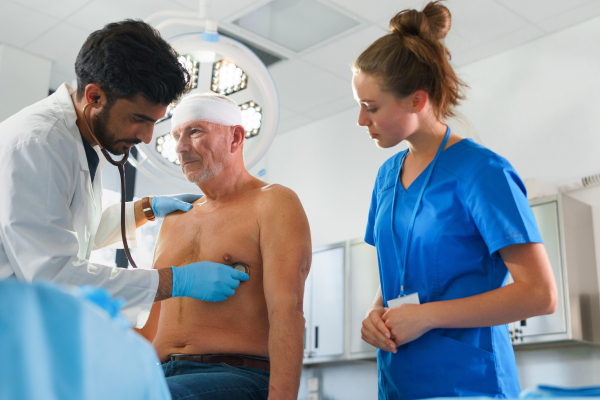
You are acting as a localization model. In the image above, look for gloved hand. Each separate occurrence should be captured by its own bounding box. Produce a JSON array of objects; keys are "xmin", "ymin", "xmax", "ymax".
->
[
  {"xmin": 74, "ymin": 285, "xmax": 130, "ymax": 328},
  {"xmin": 152, "ymin": 193, "xmax": 204, "ymax": 219},
  {"xmin": 171, "ymin": 261, "xmax": 250, "ymax": 301}
]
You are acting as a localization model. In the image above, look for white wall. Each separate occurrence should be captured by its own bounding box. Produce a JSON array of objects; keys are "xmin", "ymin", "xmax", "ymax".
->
[
  {"xmin": 0, "ymin": 44, "xmax": 51, "ymax": 122},
  {"xmin": 265, "ymin": 15, "xmax": 600, "ymax": 399}
]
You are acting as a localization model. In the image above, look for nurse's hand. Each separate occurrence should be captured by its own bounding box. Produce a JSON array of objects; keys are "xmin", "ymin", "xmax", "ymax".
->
[
  {"xmin": 361, "ymin": 306, "xmax": 398, "ymax": 353},
  {"xmin": 382, "ymin": 304, "xmax": 432, "ymax": 347},
  {"xmin": 152, "ymin": 193, "xmax": 203, "ymax": 218}
]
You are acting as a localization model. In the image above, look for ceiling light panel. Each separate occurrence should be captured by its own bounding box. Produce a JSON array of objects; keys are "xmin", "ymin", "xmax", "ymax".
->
[
  {"xmin": 211, "ymin": 59, "xmax": 248, "ymax": 95},
  {"xmin": 179, "ymin": 54, "xmax": 200, "ymax": 89},
  {"xmin": 155, "ymin": 133, "xmax": 179, "ymax": 165},
  {"xmin": 232, "ymin": 0, "xmax": 360, "ymax": 52},
  {"xmin": 239, "ymin": 101, "xmax": 262, "ymax": 138}
]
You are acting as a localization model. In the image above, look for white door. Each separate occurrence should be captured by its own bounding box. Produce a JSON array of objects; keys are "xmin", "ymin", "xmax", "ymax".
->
[
  {"xmin": 309, "ymin": 246, "xmax": 345, "ymax": 358},
  {"xmin": 349, "ymin": 241, "xmax": 380, "ymax": 355}
]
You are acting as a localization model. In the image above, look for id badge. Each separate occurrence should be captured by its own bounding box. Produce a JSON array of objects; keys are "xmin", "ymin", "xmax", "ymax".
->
[{"xmin": 387, "ymin": 292, "xmax": 420, "ymax": 308}]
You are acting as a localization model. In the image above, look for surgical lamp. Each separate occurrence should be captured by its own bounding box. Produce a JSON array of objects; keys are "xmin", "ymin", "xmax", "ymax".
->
[
  {"xmin": 131, "ymin": 1, "xmax": 280, "ymax": 193},
  {"xmin": 103, "ymin": 1, "xmax": 279, "ymax": 269}
]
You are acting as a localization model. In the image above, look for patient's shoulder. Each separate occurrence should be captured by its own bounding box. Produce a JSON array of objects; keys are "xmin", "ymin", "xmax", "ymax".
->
[
  {"xmin": 255, "ymin": 183, "xmax": 306, "ymax": 224},
  {"xmin": 257, "ymin": 183, "xmax": 301, "ymax": 206}
]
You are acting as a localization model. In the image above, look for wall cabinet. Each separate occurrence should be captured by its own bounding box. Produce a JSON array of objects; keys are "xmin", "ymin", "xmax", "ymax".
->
[
  {"xmin": 510, "ymin": 194, "xmax": 600, "ymax": 346},
  {"xmin": 303, "ymin": 239, "xmax": 380, "ymax": 364},
  {"xmin": 302, "ymin": 194, "xmax": 600, "ymax": 366},
  {"xmin": 304, "ymin": 244, "xmax": 345, "ymax": 362},
  {"xmin": 348, "ymin": 239, "xmax": 379, "ymax": 358}
]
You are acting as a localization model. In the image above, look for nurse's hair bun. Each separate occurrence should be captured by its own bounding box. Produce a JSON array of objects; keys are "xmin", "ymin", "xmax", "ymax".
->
[
  {"xmin": 389, "ymin": 0, "xmax": 451, "ymax": 42},
  {"xmin": 352, "ymin": 0, "xmax": 466, "ymax": 121}
]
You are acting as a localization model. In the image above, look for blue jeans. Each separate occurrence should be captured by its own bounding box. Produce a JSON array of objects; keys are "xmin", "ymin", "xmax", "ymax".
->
[{"xmin": 162, "ymin": 358, "xmax": 270, "ymax": 400}]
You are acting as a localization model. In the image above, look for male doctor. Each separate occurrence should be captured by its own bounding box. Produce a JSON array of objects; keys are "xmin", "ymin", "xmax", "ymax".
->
[{"xmin": 0, "ymin": 20, "xmax": 248, "ymax": 328}]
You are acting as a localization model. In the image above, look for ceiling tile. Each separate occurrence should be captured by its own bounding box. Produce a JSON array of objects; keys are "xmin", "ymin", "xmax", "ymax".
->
[
  {"xmin": 161, "ymin": 0, "xmax": 259, "ymax": 21},
  {"xmin": 25, "ymin": 22, "xmax": 90, "ymax": 74},
  {"xmin": 302, "ymin": 93, "xmax": 357, "ymax": 121},
  {"xmin": 268, "ymin": 59, "xmax": 352, "ymax": 113},
  {"xmin": 452, "ymin": 24, "xmax": 544, "ymax": 67},
  {"xmin": 66, "ymin": 0, "xmax": 188, "ymax": 32},
  {"xmin": 444, "ymin": 0, "xmax": 530, "ymax": 54},
  {"xmin": 535, "ymin": 2, "xmax": 600, "ymax": 33},
  {"xmin": 301, "ymin": 25, "xmax": 386, "ymax": 80},
  {"xmin": 7, "ymin": 0, "xmax": 91, "ymax": 20},
  {"xmin": 494, "ymin": 0, "xmax": 596, "ymax": 24},
  {"xmin": 0, "ymin": 0, "xmax": 59, "ymax": 47},
  {"xmin": 276, "ymin": 114, "xmax": 312, "ymax": 135},
  {"xmin": 328, "ymin": 0, "xmax": 426, "ymax": 24}
]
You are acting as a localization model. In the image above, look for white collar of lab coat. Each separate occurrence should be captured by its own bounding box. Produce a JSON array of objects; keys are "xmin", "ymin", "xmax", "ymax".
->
[{"xmin": 54, "ymin": 83, "xmax": 107, "ymax": 174}]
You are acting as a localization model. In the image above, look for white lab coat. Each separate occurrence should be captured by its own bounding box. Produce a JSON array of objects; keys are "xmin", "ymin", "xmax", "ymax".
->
[{"xmin": 0, "ymin": 83, "xmax": 158, "ymax": 328}]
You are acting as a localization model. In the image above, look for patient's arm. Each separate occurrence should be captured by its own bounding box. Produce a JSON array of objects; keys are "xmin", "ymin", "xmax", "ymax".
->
[
  {"xmin": 259, "ymin": 186, "xmax": 311, "ymax": 400},
  {"xmin": 133, "ymin": 223, "xmax": 165, "ymax": 341},
  {"xmin": 135, "ymin": 302, "xmax": 161, "ymax": 342}
]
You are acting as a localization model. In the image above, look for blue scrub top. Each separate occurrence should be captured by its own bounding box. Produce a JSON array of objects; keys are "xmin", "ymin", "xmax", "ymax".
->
[{"xmin": 365, "ymin": 138, "xmax": 542, "ymax": 399}]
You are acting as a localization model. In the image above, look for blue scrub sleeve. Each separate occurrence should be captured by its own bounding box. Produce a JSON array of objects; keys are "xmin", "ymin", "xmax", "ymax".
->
[
  {"xmin": 365, "ymin": 179, "xmax": 379, "ymax": 246},
  {"xmin": 464, "ymin": 156, "xmax": 542, "ymax": 257}
]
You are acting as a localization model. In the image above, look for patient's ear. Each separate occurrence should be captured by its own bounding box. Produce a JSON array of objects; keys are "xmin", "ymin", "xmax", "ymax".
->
[{"xmin": 230, "ymin": 125, "xmax": 245, "ymax": 153}]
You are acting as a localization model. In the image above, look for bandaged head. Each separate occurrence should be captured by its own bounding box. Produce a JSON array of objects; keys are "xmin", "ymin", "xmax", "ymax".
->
[{"xmin": 170, "ymin": 93, "xmax": 243, "ymax": 134}]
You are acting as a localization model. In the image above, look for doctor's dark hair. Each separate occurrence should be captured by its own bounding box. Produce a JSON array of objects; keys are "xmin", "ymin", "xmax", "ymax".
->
[
  {"xmin": 352, "ymin": 1, "xmax": 467, "ymax": 120},
  {"xmin": 75, "ymin": 19, "xmax": 189, "ymax": 105}
]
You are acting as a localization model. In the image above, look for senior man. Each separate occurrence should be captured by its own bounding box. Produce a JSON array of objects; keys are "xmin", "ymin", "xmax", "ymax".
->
[
  {"xmin": 0, "ymin": 20, "xmax": 248, "ymax": 328},
  {"xmin": 137, "ymin": 93, "xmax": 312, "ymax": 400}
]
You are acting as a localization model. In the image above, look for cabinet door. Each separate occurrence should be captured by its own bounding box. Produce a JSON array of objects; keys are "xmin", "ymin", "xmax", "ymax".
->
[
  {"xmin": 309, "ymin": 246, "xmax": 345, "ymax": 357},
  {"xmin": 349, "ymin": 241, "xmax": 380, "ymax": 355},
  {"xmin": 519, "ymin": 201, "xmax": 566, "ymax": 337}
]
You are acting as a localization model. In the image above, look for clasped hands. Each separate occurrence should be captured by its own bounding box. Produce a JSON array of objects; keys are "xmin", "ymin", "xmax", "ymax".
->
[{"xmin": 361, "ymin": 303, "xmax": 433, "ymax": 353}]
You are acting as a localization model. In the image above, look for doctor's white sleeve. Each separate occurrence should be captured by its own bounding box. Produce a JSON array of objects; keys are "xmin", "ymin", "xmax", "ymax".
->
[
  {"xmin": 94, "ymin": 202, "xmax": 138, "ymax": 249},
  {"xmin": 0, "ymin": 140, "xmax": 157, "ymax": 328}
]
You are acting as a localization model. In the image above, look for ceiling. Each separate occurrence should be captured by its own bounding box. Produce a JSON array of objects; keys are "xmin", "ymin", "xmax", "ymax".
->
[{"xmin": 2, "ymin": 0, "xmax": 600, "ymax": 134}]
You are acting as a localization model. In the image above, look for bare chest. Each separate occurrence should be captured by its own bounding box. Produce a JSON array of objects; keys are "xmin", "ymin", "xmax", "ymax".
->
[{"xmin": 153, "ymin": 201, "xmax": 262, "ymax": 273}]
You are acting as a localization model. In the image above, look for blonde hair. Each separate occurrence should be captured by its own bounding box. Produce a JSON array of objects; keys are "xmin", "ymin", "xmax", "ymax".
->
[{"xmin": 352, "ymin": 1, "xmax": 467, "ymax": 121}]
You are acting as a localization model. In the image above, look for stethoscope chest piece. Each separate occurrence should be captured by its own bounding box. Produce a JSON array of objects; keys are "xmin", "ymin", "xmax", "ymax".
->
[{"xmin": 232, "ymin": 263, "xmax": 249, "ymax": 274}]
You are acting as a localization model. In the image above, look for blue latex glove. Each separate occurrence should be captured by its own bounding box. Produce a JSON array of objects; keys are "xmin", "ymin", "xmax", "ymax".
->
[
  {"xmin": 152, "ymin": 193, "xmax": 203, "ymax": 219},
  {"xmin": 74, "ymin": 285, "xmax": 130, "ymax": 328},
  {"xmin": 171, "ymin": 261, "xmax": 250, "ymax": 301}
]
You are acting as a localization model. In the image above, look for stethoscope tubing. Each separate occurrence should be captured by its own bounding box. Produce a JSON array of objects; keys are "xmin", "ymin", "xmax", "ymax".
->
[{"xmin": 83, "ymin": 100, "xmax": 139, "ymax": 269}]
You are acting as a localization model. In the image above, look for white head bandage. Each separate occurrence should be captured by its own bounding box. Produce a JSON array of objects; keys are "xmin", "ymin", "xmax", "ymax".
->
[{"xmin": 171, "ymin": 93, "xmax": 242, "ymax": 133}]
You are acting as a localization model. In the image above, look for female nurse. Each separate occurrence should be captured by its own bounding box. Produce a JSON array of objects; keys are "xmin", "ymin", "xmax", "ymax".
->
[{"xmin": 353, "ymin": 1, "xmax": 558, "ymax": 399}]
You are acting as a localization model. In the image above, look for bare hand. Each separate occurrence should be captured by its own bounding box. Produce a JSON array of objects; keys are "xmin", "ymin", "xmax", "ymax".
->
[
  {"xmin": 361, "ymin": 306, "xmax": 397, "ymax": 353},
  {"xmin": 382, "ymin": 304, "xmax": 432, "ymax": 347}
]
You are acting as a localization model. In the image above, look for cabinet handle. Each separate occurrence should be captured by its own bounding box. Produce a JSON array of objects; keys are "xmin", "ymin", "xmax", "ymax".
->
[
  {"xmin": 304, "ymin": 327, "xmax": 306, "ymax": 350},
  {"xmin": 315, "ymin": 326, "xmax": 319, "ymax": 349}
]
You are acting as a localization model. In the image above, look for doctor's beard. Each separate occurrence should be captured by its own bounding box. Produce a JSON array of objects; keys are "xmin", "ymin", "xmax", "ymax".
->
[{"xmin": 93, "ymin": 103, "xmax": 141, "ymax": 155}]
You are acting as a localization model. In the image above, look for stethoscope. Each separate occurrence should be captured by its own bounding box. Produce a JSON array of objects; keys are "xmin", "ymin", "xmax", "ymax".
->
[
  {"xmin": 83, "ymin": 97, "xmax": 139, "ymax": 269},
  {"xmin": 81, "ymin": 97, "xmax": 251, "ymax": 275}
]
